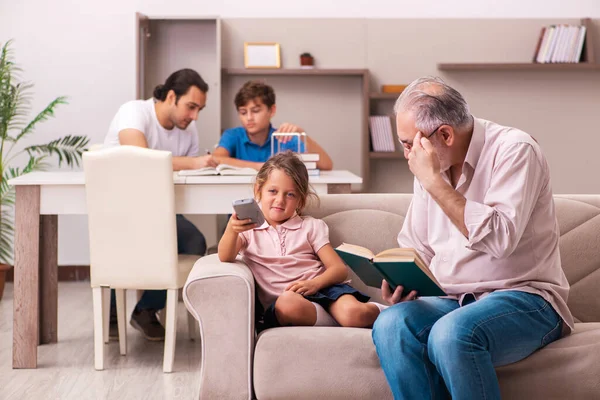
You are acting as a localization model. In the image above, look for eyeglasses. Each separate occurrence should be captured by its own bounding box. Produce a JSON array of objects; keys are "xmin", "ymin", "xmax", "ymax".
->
[{"xmin": 398, "ymin": 125, "xmax": 443, "ymax": 151}]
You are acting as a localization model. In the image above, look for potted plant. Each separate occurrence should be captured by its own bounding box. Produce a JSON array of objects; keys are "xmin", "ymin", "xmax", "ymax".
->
[
  {"xmin": 300, "ymin": 52, "xmax": 314, "ymax": 68},
  {"xmin": 0, "ymin": 40, "xmax": 89, "ymax": 300}
]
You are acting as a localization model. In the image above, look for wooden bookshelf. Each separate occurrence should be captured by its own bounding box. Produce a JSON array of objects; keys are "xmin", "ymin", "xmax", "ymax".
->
[
  {"xmin": 438, "ymin": 18, "xmax": 598, "ymax": 72},
  {"xmin": 369, "ymin": 92, "xmax": 401, "ymax": 99},
  {"xmin": 370, "ymin": 152, "xmax": 403, "ymax": 159},
  {"xmin": 438, "ymin": 63, "xmax": 600, "ymax": 71},
  {"xmin": 223, "ymin": 68, "xmax": 368, "ymax": 76}
]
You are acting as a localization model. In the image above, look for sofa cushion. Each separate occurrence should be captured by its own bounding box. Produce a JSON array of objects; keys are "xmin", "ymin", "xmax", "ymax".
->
[
  {"xmin": 496, "ymin": 322, "xmax": 600, "ymax": 398},
  {"xmin": 322, "ymin": 209, "xmax": 405, "ymax": 303},
  {"xmin": 253, "ymin": 327, "xmax": 392, "ymax": 400},
  {"xmin": 554, "ymin": 196, "xmax": 600, "ymax": 322},
  {"xmin": 253, "ymin": 323, "xmax": 600, "ymax": 400}
]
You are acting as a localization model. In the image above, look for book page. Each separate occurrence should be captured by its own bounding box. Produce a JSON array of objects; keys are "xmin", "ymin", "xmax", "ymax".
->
[
  {"xmin": 178, "ymin": 167, "xmax": 218, "ymax": 176},
  {"xmin": 216, "ymin": 164, "xmax": 257, "ymax": 176},
  {"xmin": 336, "ymin": 243, "xmax": 375, "ymax": 260}
]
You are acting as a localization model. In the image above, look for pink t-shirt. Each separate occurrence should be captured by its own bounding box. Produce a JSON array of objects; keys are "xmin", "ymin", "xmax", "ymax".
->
[{"xmin": 239, "ymin": 215, "xmax": 330, "ymax": 308}]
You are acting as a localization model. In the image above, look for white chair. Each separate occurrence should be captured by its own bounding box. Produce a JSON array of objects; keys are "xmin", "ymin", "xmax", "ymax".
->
[{"xmin": 83, "ymin": 145, "xmax": 199, "ymax": 372}]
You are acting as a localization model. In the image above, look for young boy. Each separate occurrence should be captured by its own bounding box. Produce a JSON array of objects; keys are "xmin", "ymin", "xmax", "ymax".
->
[{"xmin": 212, "ymin": 80, "xmax": 333, "ymax": 170}]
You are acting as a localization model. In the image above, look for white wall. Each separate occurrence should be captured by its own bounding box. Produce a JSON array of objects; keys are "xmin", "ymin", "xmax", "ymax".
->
[{"xmin": 1, "ymin": 0, "xmax": 599, "ymax": 265}]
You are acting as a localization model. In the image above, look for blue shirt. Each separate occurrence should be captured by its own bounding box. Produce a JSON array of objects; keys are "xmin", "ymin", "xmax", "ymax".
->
[{"xmin": 218, "ymin": 125, "xmax": 305, "ymax": 162}]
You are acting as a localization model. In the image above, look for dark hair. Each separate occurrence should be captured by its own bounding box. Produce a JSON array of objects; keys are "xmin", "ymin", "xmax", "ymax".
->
[
  {"xmin": 153, "ymin": 69, "xmax": 209, "ymax": 103},
  {"xmin": 234, "ymin": 80, "xmax": 276, "ymax": 109},
  {"xmin": 254, "ymin": 151, "xmax": 318, "ymax": 214}
]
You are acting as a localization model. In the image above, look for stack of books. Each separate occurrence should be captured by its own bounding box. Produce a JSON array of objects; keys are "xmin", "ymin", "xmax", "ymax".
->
[
  {"xmin": 298, "ymin": 153, "xmax": 320, "ymax": 176},
  {"xmin": 533, "ymin": 24, "xmax": 587, "ymax": 63},
  {"xmin": 369, "ymin": 115, "xmax": 395, "ymax": 152}
]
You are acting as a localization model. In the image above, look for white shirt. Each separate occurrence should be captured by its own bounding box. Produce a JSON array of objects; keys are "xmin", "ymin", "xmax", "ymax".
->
[
  {"xmin": 398, "ymin": 117, "xmax": 574, "ymax": 333},
  {"xmin": 104, "ymin": 98, "xmax": 200, "ymax": 157}
]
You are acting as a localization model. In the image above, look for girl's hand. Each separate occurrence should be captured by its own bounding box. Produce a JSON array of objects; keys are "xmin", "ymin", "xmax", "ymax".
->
[
  {"xmin": 286, "ymin": 279, "xmax": 321, "ymax": 296},
  {"xmin": 226, "ymin": 212, "xmax": 257, "ymax": 234}
]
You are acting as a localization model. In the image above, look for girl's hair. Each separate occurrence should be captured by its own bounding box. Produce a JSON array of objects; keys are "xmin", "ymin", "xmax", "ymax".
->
[{"xmin": 255, "ymin": 151, "xmax": 318, "ymax": 213}]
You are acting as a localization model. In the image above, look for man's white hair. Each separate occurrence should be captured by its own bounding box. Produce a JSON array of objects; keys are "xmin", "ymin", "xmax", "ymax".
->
[{"xmin": 393, "ymin": 76, "xmax": 473, "ymax": 133}]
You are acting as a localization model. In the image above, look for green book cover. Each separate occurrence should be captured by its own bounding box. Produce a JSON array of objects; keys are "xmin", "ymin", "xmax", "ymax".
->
[{"xmin": 335, "ymin": 245, "xmax": 446, "ymax": 297}]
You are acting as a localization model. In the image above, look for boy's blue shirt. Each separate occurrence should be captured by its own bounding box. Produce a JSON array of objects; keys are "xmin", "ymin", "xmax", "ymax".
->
[{"xmin": 218, "ymin": 124, "xmax": 306, "ymax": 162}]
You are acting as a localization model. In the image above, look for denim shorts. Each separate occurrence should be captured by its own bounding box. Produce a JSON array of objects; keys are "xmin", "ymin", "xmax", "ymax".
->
[{"xmin": 257, "ymin": 283, "xmax": 369, "ymax": 331}]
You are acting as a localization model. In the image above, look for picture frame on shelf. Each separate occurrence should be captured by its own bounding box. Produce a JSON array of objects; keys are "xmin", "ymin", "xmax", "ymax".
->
[{"xmin": 244, "ymin": 42, "xmax": 281, "ymax": 68}]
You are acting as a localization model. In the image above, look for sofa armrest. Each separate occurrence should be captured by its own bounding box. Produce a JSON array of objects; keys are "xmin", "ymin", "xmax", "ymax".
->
[{"xmin": 183, "ymin": 254, "xmax": 255, "ymax": 400}]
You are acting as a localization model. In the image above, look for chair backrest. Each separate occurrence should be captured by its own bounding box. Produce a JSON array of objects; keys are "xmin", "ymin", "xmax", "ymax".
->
[{"xmin": 83, "ymin": 145, "xmax": 179, "ymax": 289}]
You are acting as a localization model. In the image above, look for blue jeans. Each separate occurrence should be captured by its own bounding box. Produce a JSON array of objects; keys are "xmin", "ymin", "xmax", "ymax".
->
[
  {"xmin": 111, "ymin": 215, "xmax": 206, "ymax": 313},
  {"xmin": 372, "ymin": 291, "xmax": 563, "ymax": 400}
]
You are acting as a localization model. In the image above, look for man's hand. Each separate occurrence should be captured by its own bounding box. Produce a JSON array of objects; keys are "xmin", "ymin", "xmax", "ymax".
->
[
  {"xmin": 381, "ymin": 280, "xmax": 418, "ymax": 305},
  {"xmin": 193, "ymin": 155, "xmax": 218, "ymax": 169},
  {"xmin": 286, "ymin": 279, "xmax": 321, "ymax": 296},
  {"xmin": 225, "ymin": 212, "xmax": 257, "ymax": 234},
  {"xmin": 407, "ymin": 131, "xmax": 441, "ymax": 190},
  {"xmin": 276, "ymin": 122, "xmax": 304, "ymax": 144}
]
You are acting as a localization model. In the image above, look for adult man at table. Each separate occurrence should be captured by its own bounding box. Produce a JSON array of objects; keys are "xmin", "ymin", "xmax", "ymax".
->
[
  {"xmin": 104, "ymin": 68, "xmax": 213, "ymax": 340},
  {"xmin": 371, "ymin": 76, "xmax": 573, "ymax": 399}
]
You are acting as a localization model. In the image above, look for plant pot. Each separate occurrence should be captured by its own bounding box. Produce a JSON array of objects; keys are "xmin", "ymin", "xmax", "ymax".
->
[
  {"xmin": 300, "ymin": 56, "xmax": 314, "ymax": 67},
  {"xmin": 0, "ymin": 263, "xmax": 11, "ymax": 301}
]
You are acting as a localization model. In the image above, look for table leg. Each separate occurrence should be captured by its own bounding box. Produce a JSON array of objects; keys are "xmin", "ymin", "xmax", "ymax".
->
[
  {"xmin": 39, "ymin": 215, "xmax": 58, "ymax": 344},
  {"xmin": 327, "ymin": 184, "xmax": 351, "ymax": 194},
  {"xmin": 13, "ymin": 185, "xmax": 40, "ymax": 369}
]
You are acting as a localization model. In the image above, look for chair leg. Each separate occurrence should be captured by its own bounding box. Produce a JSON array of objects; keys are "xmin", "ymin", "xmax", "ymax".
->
[
  {"xmin": 102, "ymin": 287, "xmax": 110, "ymax": 343},
  {"xmin": 163, "ymin": 289, "xmax": 178, "ymax": 373},
  {"xmin": 187, "ymin": 310, "xmax": 198, "ymax": 341},
  {"xmin": 92, "ymin": 287, "xmax": 105, "ymax": 370},
  {"xmin": 115, "ymin": 289, "xmax": 127, "ymax": 356}
]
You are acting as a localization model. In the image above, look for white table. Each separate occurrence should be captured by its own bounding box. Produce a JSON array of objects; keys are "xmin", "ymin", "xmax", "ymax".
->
[{"xmin": 8, "ymin": 170, "xmax": 361, "ymax": 368}]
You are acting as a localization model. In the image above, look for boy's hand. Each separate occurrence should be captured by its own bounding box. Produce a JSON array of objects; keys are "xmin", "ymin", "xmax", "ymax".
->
[
  {"xmin": 286, "ymin": 279, "xmax": 320, "ymax": 296},
  {"xmin": 226, "ymin": 212, "xmax": 257, "ymax": 234},
  {"xmin": 276, "ymin": 122, "xmax": 304, "ymax": 143}
]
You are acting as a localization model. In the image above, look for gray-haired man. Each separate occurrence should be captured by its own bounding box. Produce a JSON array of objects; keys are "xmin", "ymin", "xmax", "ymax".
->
[{"xmin": 372, "ymin": 77, "xmax": 572, "ymax": 399}]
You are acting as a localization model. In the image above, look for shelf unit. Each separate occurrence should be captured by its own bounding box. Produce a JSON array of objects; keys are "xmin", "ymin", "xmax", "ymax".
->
[
  {"xmin": 369, "ymin": 151, "xmax": 403, "ymax": 159},
  {"xmin": 223, "ymin": 68, "xmax": 368, "ymax": 76},
  {"xmin": 368, "ymin": 90, "xmax": 405, "ymax": 167},
  {"xmin": 438, "ymin": 18, "xmax": 598, "ymax": 72},
  {"xmin": 369, "ymin": 92, "xmax": 401, "ymax": 100}
]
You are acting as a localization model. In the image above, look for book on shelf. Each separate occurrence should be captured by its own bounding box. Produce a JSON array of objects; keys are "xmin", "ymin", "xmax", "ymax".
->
[
  {"xmin": 369, "ymin": 115, "xmax": 395, "ymax": 152},
  {"xmin": 335, "ymin": 243, "xmax": 446, "ymax": 297},
  {"xmin": 307, "ymin": 169, "xmax": 320, "ymax": 176},
  {"xmin": 533, "ymin": 24, "xmax": 587, "ymax": 63},
  {"xmin": 178, "ymin": 163, "xmax": 257, "ymax": 176}
]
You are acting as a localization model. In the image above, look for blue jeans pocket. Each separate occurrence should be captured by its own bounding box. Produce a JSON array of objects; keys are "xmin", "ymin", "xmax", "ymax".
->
[{"xmin": 541, "ymin": 318, "xmax": 563, "ymax": 347}]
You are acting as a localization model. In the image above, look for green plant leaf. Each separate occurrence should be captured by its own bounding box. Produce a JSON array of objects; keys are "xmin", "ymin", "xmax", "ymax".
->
[
  {"xmin": 24, "ymin": 135, "xmax": 89, "ymax": 167},
  {"xmin": 0, "ymin": 39, "xmax": 90, "ymax": 264}
]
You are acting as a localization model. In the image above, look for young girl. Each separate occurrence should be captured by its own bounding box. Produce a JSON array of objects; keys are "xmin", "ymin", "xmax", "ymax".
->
[{"xmin": 218, "ymin": 151, "xmax": 384, "ymax": 330}]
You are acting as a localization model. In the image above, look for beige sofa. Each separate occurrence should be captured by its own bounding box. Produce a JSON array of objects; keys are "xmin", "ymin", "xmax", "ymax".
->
[{"xmin": 183, "ymin": 194, "xmax": 600, "ymax": 399}]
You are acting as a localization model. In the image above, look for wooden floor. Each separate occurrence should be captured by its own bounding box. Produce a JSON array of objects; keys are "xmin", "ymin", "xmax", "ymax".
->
[{"xmin": 0, "ymin": 282, "xmax": 203, "ymax": 399}]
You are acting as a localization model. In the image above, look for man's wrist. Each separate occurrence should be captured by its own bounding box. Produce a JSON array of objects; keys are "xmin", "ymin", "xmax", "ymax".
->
[{"xmin": 421, "ymin": 173, "xmax": 444, "ymax": 193}]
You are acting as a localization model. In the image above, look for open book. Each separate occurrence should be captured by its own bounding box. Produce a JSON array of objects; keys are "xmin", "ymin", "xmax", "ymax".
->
[
  {"xmin": 335, "ymin": 243, "xmax": 446, "ymax": 297},
  {"xmin": 178, "ymin": 164, "xmax": 257, "ymax": 176}
]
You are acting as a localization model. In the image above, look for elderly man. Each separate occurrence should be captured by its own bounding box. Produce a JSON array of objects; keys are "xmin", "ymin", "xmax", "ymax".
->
[{"xmin": 372, "ymin": 77, "xmax": 573, "ymax": 400}]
